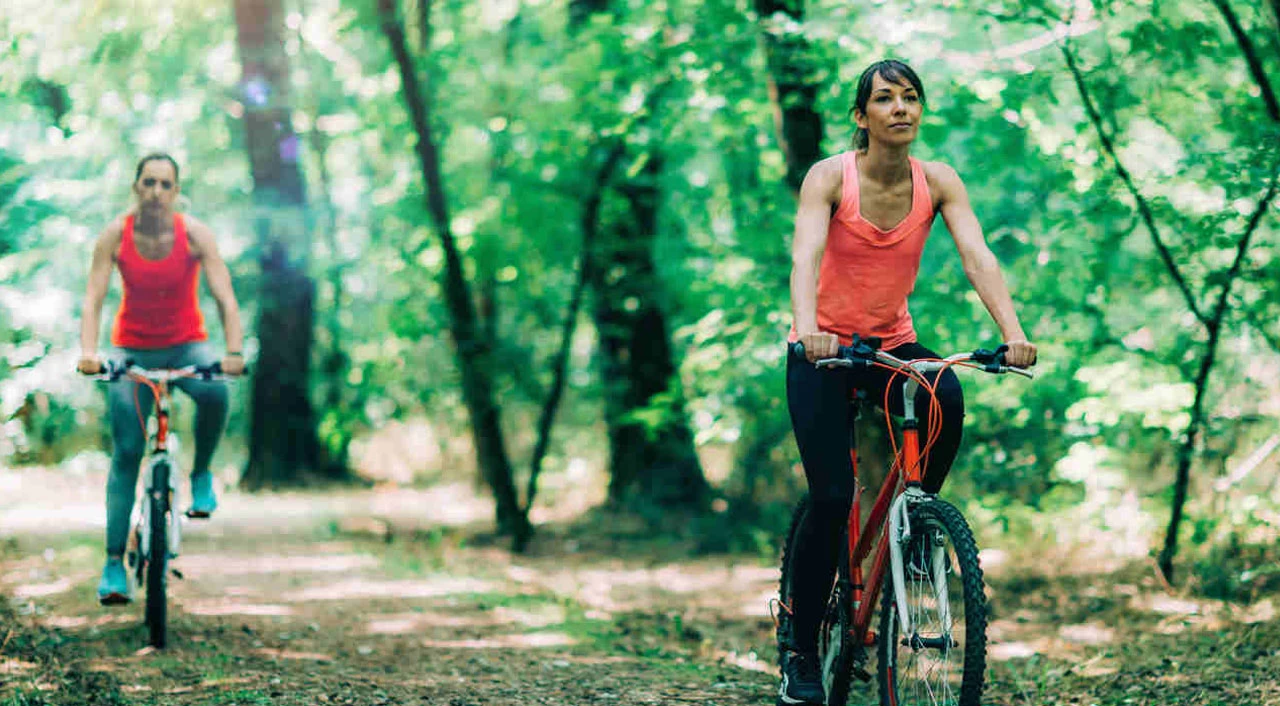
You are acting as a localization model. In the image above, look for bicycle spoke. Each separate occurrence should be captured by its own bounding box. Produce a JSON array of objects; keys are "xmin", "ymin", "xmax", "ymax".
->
[{"xmin": 879, "ymin": 501, "xmax": 985, "ymax": 706}]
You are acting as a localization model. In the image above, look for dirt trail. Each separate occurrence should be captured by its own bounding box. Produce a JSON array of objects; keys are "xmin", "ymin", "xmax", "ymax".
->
[
  {"xmin": 3, "ymin": 472, "xmax": 1279, "ymax": 705},
  {"xmin": 1, "ymin": 474, "xmax": 782, "ymax": 705}
]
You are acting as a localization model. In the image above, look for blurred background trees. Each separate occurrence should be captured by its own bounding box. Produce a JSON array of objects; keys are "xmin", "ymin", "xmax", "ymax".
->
[{"xmin": 1, "ymin": 0, "xmax": 1277, "ymax": 586}]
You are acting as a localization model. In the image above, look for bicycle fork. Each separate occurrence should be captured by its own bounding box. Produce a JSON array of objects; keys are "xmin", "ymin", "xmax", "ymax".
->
[
  {"xmin": 888, "ymin": 492, "xmax": 953, "ymax": 643},
  {"xmin": 138, "ymin": 453, "xmax": 182, "ymax": 560}
]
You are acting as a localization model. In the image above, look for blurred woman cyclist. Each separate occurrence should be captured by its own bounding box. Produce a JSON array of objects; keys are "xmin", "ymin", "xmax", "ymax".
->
[{"xmin": 77, "ymin": 153, "xmax": 246, "ymax": 605}]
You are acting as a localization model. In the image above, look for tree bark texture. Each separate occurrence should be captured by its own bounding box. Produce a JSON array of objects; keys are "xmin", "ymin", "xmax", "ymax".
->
[
  {"xmin": 380, "ymin": 0, "xmax": 529, "ymax": 540},
  {"xmin": 755, "ymin": 0, "xmax": 824, "ymax": 193},
  {"xmin": 590, "ymin": 154, "xmax": 709, "ymax": 509},
  {"xmin": 522, "ymin": 142, "xmax": 626, "ymax": 538},
  {"xmin": 234, "ymin": 0, "xmax": 324, "ymax": 489}
]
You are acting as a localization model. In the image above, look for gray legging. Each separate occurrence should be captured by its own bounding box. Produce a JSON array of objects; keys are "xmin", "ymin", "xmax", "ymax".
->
[{"xmin": 106, "ymin": 342, "xmax": 228, "ymax": 556}]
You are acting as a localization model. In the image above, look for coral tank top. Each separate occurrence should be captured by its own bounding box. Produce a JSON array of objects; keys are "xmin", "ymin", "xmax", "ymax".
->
[
  {"xmin": 111, "ymin": 213, "xmax": 208, "ymax": 349},
  {"xmin": 790, "ymin": 152, "xmax": 935, "ymax": 349}
]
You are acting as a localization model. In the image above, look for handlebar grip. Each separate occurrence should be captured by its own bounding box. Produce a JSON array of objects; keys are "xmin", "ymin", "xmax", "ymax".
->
[
  {"xmin": 837, "ymin": 345, "xmax": 867, "ymax": 361},
  {"xmin": 194, "ymin": 361, "xmax": 223, "ymax": 379},
  {"xmin": 105, "ymin": 360, "xmax": 125, "ymax": 380},
  {"xmin": 790, "ymin": 341, "xmax": 859, "ymax": 358}
]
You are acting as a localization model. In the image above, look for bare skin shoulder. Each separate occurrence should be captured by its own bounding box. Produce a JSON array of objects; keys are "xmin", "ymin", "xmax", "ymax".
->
[
  {"xmin": 100, "ymin": 215, "xmax": 127, "ymax": 261},
  {"xmin": 808, "ymin": 154, "xmax": 844, "ymax": 206},
  {"xmin": 184, "ymin": 214, "xmax": 215, "ymax": 259},
  {"xmin": 921, "ymin": 159, "xmax": 962, "ymax": 211}
]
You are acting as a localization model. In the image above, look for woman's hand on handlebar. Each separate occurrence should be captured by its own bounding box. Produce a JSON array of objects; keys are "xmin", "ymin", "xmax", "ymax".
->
[
  {"xmin": 77, "ymin": 356, "xmax": 103, "ymax": 375},
  {"xmin": 220, "ymin": 354, "xmax": 246, "ymax": 376},
  {"xmin": 1003, "ymin": 339, "xmax": 1038, "ymax": 368},
  {"xmin": 798, "ymin": 331, "xmax": 840, "ymax": 362}
]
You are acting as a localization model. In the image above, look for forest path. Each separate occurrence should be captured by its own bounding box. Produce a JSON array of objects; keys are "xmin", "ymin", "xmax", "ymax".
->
[{"xmin": 2, "ymin": 470, "xmax": 1278, "ymax": 705}]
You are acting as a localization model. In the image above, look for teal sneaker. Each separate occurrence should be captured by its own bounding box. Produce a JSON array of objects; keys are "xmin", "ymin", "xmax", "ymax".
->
[
  {"xmin": 188, "ymin": 472, "xmax": 218, "ymax": 518},
  {"xmin": 97, "ymin": 558, "xmax": 131, "ymax": 605}
]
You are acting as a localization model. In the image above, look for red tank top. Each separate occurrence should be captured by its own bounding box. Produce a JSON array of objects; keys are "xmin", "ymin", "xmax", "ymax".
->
[
  {"xmin": 111, "ymin": 213, "xmax": 208, "ymax": 349},
  {"xmin": 790, "ymin": 152, "xmax": 935, "ymax": 349}
]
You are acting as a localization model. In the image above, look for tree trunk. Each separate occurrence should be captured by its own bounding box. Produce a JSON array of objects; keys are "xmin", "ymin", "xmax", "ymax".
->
[
  {"xmin": 728, "ymin": 0, "xmax": 826, "ymax": 502},
  {"xmin": 755, "ymin": 0, "xmax": 824, "ymax": 193},
  {"xmin": 523, "ymin": 142, "xmax": 626, "ymax": 532},
  {"xmin": 380, "ymin": 0, "xmax": 529, "ymax": 541},
  {"xmin": 309, "ymin": 128, "xmax": 354, "ymax": 476},
  {"xmin": 234, "ymin": 0, "xmax": 324, "ymax": 489},
  {"xmin": 1158, "ymin": 337, "xmax": 1216, "ymax": 581},
  {"xmin": 590, "ymin": 154, "xmax": 709, "ymax": 509}
]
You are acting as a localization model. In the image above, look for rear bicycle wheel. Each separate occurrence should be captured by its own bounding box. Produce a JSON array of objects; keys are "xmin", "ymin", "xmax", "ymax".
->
[
  {"xmin": 877, "ymin": 499, "xmax": 986, "ymax": 706},
  {"xmin": 145, "ymin": 461, "xmax": 170, "ymax": 649},
  {"xmin": 779, "ymin": 495, "xmax": 856, "ymax": 706}
]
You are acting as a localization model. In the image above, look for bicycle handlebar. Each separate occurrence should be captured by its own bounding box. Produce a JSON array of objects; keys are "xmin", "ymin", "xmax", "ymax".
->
[
  {"xmin": 84, "ymin": 359, "xmax": 230, "ymax": 382},
  {"xmin": 790, "ymin": 337, "xmax": 1035, "ymax": 379}
]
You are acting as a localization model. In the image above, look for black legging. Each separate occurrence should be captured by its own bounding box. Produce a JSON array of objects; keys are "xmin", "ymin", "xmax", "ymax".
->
[{"xmin": 783, "ymin": 341, "xmax": 964, "ymax": 650}]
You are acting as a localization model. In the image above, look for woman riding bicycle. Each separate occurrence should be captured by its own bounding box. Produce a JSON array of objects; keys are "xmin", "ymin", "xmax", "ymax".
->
[
  {"xmin": 778, "ymin": 60, "xmax": 1038, "ymax": 705},
  {"xmin": 77, "ymin": 153, "xmax": 246, "ymax": 605}
]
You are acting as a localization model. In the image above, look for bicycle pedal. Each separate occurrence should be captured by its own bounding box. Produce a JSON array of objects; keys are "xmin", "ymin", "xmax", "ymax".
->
[{"xmin": 171, "ymin": 568, "xmax": 184, "ymax": 580}]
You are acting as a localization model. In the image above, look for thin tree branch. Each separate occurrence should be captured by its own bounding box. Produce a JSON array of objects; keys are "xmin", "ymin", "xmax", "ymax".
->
[
  {"xmin": 1209, "ymin": 158, "xmax": 1280, "ymax": 325},
  {"xmin": 418, "ymin": 0, "xmax": 433, "ymax": 53},
  {"xmin": 1211, "ymin": 0, "xmax": 1280, "ymax": 123},
  {"xmin": 1059, "ymin": 40, "xmax": 1210, "ymax": 326},
  {"xmin": 1247, "ymin": 314, "xmax": 1280, "ymax": 354},
  {"xmin": 1157, "ymin": 142, "xmax": 1280, "ymax": 583},
  {"xmin": 523, "ymin": 141, "xmax": 627, "ymax": 519},
  {"xmin": 380, "ymin": 0, "xmax": 527, "ymax": 539},
  {"xmin": 1272, "ymin": 0, "xmax": 1280, "ymax": 47}
]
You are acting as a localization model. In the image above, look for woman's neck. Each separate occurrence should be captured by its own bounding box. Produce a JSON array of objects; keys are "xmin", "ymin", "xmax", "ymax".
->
[
  {"xmin": 134, "ymin": 209, "xmax": 171, "ymax": 235},
  {"xmin": 859, "ymin": 142, "xmax": 912, "ymax": 185}
]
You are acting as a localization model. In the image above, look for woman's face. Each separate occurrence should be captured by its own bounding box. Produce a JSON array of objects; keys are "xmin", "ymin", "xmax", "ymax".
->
[
  {"xmin": 133, "ymin": 159, "xmax": 180, "ymax": 215},
  {"xmin": 855, "ymin": 71, "xmax": 923, "ymax": 147}
]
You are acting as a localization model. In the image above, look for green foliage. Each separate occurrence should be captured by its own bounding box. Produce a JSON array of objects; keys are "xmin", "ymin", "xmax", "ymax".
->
[{"xmin": 0, "ymin": 0, "xmax": 1277, "ymax": 569}]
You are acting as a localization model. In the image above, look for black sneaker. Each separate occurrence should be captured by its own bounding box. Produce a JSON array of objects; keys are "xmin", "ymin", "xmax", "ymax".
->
[{"xmin": 778, "ymin": 648, "xmax": 824, "ymax": 705}]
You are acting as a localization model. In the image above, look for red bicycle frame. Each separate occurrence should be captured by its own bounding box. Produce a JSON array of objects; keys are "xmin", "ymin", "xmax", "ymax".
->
[
  {"xmin": 845, "ymin": 404, "xmax": 926, "ymax": 647},
  {"xmin": 127, "ymin": 373, "xmax": 179, "ymax": 454}
]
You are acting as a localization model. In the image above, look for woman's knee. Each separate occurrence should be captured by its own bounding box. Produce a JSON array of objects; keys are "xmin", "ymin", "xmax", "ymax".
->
[
  {"xmin": 108, "ymin": 439, "xmax": 145, "ymax": 479},
  {"xmin": 811, "ymin": 481, "xmax": 855, "ymax": 521},
  {"xmin": 188, "ymin": 381, "xmax": 229, "ymax": 411},
  {"xmin": 934, "ymin": 371, "xmax": 965, "ymax": 415},
  {"xmin": 109, "ymin": 416, "xmax": 147, "ymax": 464}
]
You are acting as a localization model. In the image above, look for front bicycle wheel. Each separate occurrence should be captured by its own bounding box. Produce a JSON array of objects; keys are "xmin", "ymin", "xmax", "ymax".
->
[
  {"xmin": 145, "ymin": 461, "xmax": 170, "ymax": 649},
  {"xmin": 877, "ymin": 499, "xmax": 986, "ymax": 706}
]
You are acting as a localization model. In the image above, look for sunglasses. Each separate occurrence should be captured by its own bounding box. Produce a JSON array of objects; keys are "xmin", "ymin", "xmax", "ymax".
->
[{"xmin": 139, "ymin": 178, "xmax": 174, "ymax": 190}]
